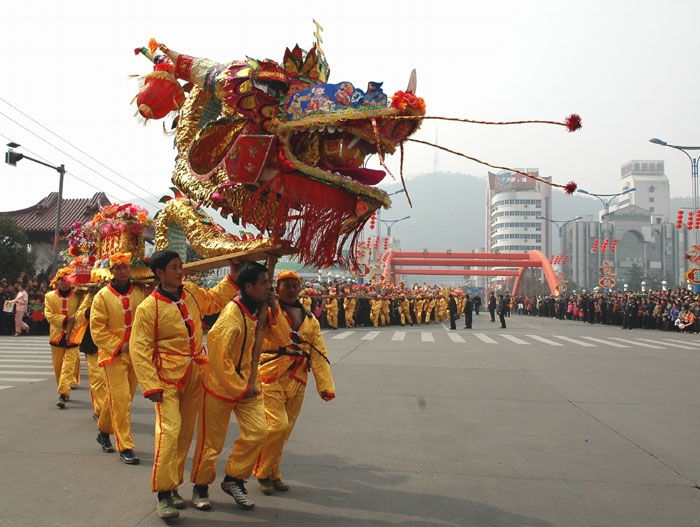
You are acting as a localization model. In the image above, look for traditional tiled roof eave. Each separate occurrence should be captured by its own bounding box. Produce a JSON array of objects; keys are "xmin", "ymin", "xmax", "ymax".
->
[{"xmin": 1, "ymin": 192, "xmax": 111, "ymax": 233}]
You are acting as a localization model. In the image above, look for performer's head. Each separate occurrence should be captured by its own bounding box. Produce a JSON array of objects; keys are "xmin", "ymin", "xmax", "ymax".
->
[
  {"xmin": 276, "ymin": 270, "xmax": 301, "ymax": 304},
  {"xmin": 110, "ymin": 252, "xmax": 132, "ymax": 285},
  {"xmin": 236, "ymin": 261, "xmax": 270, "ymax": 303},
  {"xmin": 149, "ymin": 250, "xmax": 183, "ymax": 290},
  {"xmin": 50, "ymin": 266, "xmax": 73, "ymax": 292}
]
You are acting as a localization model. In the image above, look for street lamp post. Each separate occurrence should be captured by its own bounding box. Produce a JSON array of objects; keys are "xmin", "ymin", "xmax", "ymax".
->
[
  {"xmin": 536, "ymin": 215, "xmax": 583, "ymax": 258},
  {"xmin": 376, "ymin": 189, "xmax": 405, "ymax": 238},
  {"xmin": 649, "ymin": 138, "xmax": 700, "ymax": 246},
  {"xmin": 5, "ymin": 142, "xmax": 66, "ymax": 275},
  {"xmin": 577, "ymin": 187, "xmax": 636, "ymax": 289},
  {"xmin": 378, "ymin": 216, "xmax": 411, "ymax": 240}
]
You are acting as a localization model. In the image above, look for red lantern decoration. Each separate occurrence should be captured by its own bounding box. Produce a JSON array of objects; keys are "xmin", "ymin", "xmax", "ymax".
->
[
  {"xmin": 562, "ymin": 255, "xmax": 569, "ymax": 265},
  {"xmin": 591, "ymin": 239, "xmax": 599, "ymax": 253},
  {"xmin": 135, "ymin": 71, "xmax": 186, "ymax": 121},
  {"xmin": 610, "ymin": 239, "xmax": 618, "ymax": 252}
]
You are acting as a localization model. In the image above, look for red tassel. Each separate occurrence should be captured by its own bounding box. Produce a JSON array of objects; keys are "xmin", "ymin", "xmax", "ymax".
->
[
  {"xmin": 564, "ymin": 181, "xmax": 577, "ymax": 194},
  {"xmin": 565, "ymin": 114, "xmax": 582, "ymax": 132}
]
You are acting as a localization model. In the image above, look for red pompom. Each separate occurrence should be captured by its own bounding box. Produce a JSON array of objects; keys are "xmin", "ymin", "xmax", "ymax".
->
[
  {"xmin": 564, "ymin": 181, "xmax": 578, "ymax": 194},
  {"xmin": 565, "ymin": 114, "xmax": 582, "ymax": 132}
]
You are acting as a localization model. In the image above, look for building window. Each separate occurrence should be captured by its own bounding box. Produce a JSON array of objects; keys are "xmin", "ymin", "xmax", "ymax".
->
[
  {"xmin": 649, "ymin": 186, "xmax": 655, "ymax": 193},
  {"xmin": 649, "ymin": 197, "xmax": 654, "ymax": 202},
  {"xmin": 650, "ymin": 206, "xmax": 654, "ymax": 212}
]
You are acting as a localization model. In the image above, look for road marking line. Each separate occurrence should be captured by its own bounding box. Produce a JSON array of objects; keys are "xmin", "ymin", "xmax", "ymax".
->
[
  {"xmin": 500, "ymin": 334, "xmax": 530, "ymax": 345},
  {"xmin": 361, "ymin": 331, "xmax": 380, "ymax": 341},
  {"xmin": 447, "ymin": 333, "xmax": 465, "ymax": 343},
  {"xmin": 0, "ymin": 359, "xmax": 52, "ymax": 363},
  {"xmin": 0, "ymin": 386, "xmax": 13, "ymax": 390},
  {"xmin": 527, "ymin": 335, "xmax": 564, "ymax": 346},
  {"xmin": 0, "ymin": 377, "xmax": 47, "ymax": 382},
  {"xmin": 634, "ymin": 338, "xmax": 687, "ymax": 349},
  {"xmin": 332, "ymin": 331, "xmax": 354, "ymax": 340},
  {"xmin": 421, "ymin": 332, "xmax": 435, "ymax": 342},
  {"xmin": 392, "ymin": 332, "xmax": 406, "ymax": 342},
  {"xmin": 0, "ymin": 371, "xmax": 54, "ymax": 375},
  {"xmin": 581, "ymin": 337, "xmax": 629, "ymax": 348},
  {"xmin": 609, "ymin": 337, "xmax": 662, "ymax": 349},
  {"xmin": 473, "ymin": 333, "xmax": 497, "ymax": 344},
  {"xmin": 661, "ymin": 339, "xmax": 700, "ymax": 348},
  {"xmin": 554, "ymin": 336, "xmax": 596, "ymax": 347}
]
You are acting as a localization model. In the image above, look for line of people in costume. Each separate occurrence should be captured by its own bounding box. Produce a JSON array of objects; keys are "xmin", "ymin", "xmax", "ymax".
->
[
  {"xmin": 301, "ymin": 283, "xmax": 484, "ymax": 330},
  {"xmin": 43, "ymin": 251, "xmax": 335, "ymax": 520}
]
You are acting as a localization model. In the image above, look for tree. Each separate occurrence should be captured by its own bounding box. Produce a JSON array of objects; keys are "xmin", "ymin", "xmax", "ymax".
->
[
  {"xmin": 625, "ymin": 264, "xmax": 644, "ymax": 291},
  {"xmin": 0, "ymin": 216, "xmax": 34, "ymax": 282}
]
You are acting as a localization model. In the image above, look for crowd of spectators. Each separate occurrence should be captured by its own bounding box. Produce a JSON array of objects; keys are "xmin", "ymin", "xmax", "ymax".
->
[
  {"xmin": 511, "ymin": 289, "xmax": 700, "ymax": 334},
  {"xmin": 0, "ymin": 270, "xmax": 51, "ymax": 336}
]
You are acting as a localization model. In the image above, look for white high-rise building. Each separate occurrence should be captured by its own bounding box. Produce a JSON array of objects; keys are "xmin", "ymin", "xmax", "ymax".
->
[
  {"xmin": 610, "ymin": 160, "xmax": 670, "ymax": 223},
  {"xmin": 486, "ymin": 170, "xmax": 552, "ymax": 255}
]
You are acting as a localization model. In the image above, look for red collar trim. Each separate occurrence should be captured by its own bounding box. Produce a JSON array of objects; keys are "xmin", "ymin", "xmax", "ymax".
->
[
  {"xmin": 108, "ymin": 283, "xmax": 134, "ymax": 298},
  {"xmin": 152, "ymin": 289, "xmax": 186, "ymax": 304},
  {"xmin": 234, "ymin": 297, "xmax": 257, "ymax": 321}
]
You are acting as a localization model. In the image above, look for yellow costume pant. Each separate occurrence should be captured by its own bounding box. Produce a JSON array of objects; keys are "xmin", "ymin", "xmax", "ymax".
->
[
  {"xmin": 254, "ymin": 376, "xmax": 305, "ymax": 480},
  {"xmin": 85, "ymin": 353, "xmax": 108, "ymax": 418},
  {"xmin": 327, "ymin": 314, "xmax": 338, "ymax": 329},
  {"xmin": 51, "ymin": 346, "xmax": 79, "ymax": 397},
  {"xmin": 380, "ymin": 313, "xmax": 388, "ymax": 326},
  {"xmin": 73, "ymin": 355, "xmax": 81, "ymax": 386},
  {"xmin": 150, "ymin": 362, "xmax": 203, "ymax": 492},
  {"xmin": 425, "ymin": 310, "xmax": 432, "ymax": 324},
  {"xmin": 345, "ymin": 312, "xmax": 354, "ymax": 328},
  {"xmin": 370, "ymin": 310, "xmax": 379, "ymax": 327},
  {"xmin": 103, "ymin": 353, "xmax": 139, "ymax": 452},
  {"xmin": 415, "ymin": 311, "xmax": 422, "ymax": 324},
  {"xmin": 190, "ymin": 391, "xmax": 267, "ymax": 485}
]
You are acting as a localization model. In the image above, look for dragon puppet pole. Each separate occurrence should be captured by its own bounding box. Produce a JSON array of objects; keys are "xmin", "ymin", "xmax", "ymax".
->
[{"xmin": 248, "ymin": 255, "xmax": 279, "ymax": 388}]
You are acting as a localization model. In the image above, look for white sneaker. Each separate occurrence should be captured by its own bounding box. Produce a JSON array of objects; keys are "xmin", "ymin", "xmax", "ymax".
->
[
  {"xmin": 221, "ymin": 478, "xmax": 255, "ymax": 509},
  {"xmin": 192, "ymin": 485, "xmax": 211, "ymax": 511}
]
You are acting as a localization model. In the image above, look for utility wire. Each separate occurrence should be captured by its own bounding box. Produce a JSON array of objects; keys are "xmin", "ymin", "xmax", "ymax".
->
[
  {"xmin": 0, "ymin": 96, "xmax": 164, "ymax": 200},
  {"xmin": 0, "ymin": 130, "xmax": 130, "ymax": 204},
  {"xmin": 0, "ymin": 107, "xmax": 162, "ymax": 209}
]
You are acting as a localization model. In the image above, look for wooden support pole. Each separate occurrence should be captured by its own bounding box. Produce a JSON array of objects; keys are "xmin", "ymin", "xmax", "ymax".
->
[{"xmin": 248, "ymin": 255, "xmax": 278, "ymax": 389}]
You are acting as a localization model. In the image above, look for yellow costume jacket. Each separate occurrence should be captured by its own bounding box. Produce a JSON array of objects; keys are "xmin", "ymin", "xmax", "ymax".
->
[
  {"xmin": 343, "ymin": 297, "xmax": 356, "ymax": 314},
  {"xmin": 325, "ymin": 297, "xmax": 338, "ymax": 315},
  {"xmin": 44, "ymin": 288, "xmax": 83, "ymax": 347},
  {"xmin": 91, "ymin": 282, "xmax": 148, "ymax": 366},
  {"xmin": 259, "ymin": 306, "xmax": 335, "ymax": 400},
  {"xmin": 131, "ymin": 276, "xmax": 238, "ymax": 397},
  {"xmin": 203, "ymin": 298, "xmax": 286, "ymax": 402}
]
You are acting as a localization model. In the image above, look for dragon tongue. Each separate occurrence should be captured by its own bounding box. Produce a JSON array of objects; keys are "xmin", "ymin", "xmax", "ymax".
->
[{"xmin": 333, "ymin": 167, "xmax": 386, "ymax": 186}]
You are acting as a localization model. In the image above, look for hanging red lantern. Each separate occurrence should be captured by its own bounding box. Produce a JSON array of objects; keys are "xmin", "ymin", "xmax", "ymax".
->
[
  {"xmin": 610, "ymin": 240, "xmax": 618, "ymax": 252},
  {"xmin": 135, "ymin": 70, "xmax": 185, "ymax": 121},
  {"xmin": 591, "ymin": 239, "xmax": 599, "ymax": 253},
  {"xmin": 562, "ymin": 255, "xmax": 569, "ymax": 264}
]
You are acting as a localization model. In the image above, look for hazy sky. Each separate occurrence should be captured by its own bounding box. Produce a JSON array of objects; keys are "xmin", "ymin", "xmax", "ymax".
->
[{"xmin": 2, "ymin": 0, "xmax": 699, "ymax": 214}]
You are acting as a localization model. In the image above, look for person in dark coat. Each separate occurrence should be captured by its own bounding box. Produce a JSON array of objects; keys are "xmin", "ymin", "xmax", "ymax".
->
[
  {"xmin": 473, "ymin": 295, "xmax": 481, "ymax": 316},
  {"xmin": 497, "ymin": 295, "xmax": 507, "ymax": 328},
  {"xmin": 448, "ymin": 294, "xmax": 459, "ymax": 330},
  {"xmin": 488, "ymin": 293, "xmax": 497, "ymax": 322},
  {"xmin": 463, "ymin": 294, "xmax": 473, "ymax": 329}
]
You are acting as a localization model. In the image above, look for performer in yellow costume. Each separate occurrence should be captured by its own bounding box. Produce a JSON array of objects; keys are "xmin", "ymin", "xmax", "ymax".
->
[
  {"xmin": 190, "ymin": 261, "xmax": 283, "ymax": 512},
  {"xmin": 254, "ymin": 270, "xmax": 335, "ymax": 494},
  {"xmin": 301, "ymin": 294, "xmax": 312, "ymax": 313},
  {"xmin": 45, "ymin": 267, "xmax": 83, "ymax": 408},
  {"xmin": 343, "ymin": 296, "xmax": 356, "ymax": 328},
  {"xmin": 91, "ymin": 253, "xmax": 148, "ymax": 464},
  {"xmin": 75, "ymin": 289, "xmax": 111, "ymax": 432},
  {"xmin": 438, "ymin": 296, "xmax": 448, "ymax": 323},
  {"xmin": 414, "ymin": 296, "xmax": 424, "ymax": 324},
  {"xmin": 325, "ymin": 295, "xmax": 338, "ymax": 329},
  {"xmin": 131, "ymin": 250, "xmax": 239, "ymax": 519},
  {"xmin": 370, "ymin": 297, "xmax": 382, "ymax": 327},
  {"xmin": 380, "ymin": 297, "xmax": 390, "ymax": 326},
  {"xmin": 400, "ymin": 296, "xmax": 412, "ymax": 326},
  {"xmin": 424, "ymin": 296, "xmax": 435, "ymax": 324}
]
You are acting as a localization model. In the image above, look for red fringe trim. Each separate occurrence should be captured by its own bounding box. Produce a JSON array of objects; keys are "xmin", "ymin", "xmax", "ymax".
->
[{"xmin": 241, "ymin": 173, "xmax": 367, "ymax": 268}]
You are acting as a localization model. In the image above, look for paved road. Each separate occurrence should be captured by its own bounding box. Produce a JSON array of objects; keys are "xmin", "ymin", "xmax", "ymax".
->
[{"xmin": 1, "ymin": 316, "xmax": 700, "ymax": 526}]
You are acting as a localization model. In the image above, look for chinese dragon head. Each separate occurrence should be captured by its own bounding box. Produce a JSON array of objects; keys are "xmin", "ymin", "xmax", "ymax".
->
[{"xmin": 134, "ymin": 38, "xmax": 425, "ymax": 269}]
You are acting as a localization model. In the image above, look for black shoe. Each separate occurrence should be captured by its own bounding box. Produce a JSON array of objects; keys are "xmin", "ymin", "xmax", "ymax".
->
[
  {"xmin": 96, "ymin": 431, "xmax": 114, "ymax": 453},
  {"xmin": 56, "ymin": 394, "xmax": 67, "ymax": 409},
  {"xmin": 119, "ymin": 449, "xmax": 140, "ymax": 465}
]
